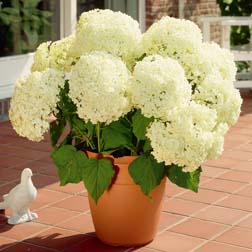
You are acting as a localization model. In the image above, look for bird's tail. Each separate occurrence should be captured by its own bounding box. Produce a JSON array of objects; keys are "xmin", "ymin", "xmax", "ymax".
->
[{"xmin": 0, "ymin": 201, "xmax": 6, "ymax": 210}]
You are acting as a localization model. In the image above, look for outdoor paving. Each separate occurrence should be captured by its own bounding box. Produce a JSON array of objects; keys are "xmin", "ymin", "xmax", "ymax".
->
[{"xmin": 0, "ymin": 90, "xmax": 252, "ymax": 252}]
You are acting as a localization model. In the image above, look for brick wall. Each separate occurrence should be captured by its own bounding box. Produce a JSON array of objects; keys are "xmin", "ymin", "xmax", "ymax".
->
[
  {"xmin": 146, "ymin": 0, "xmax": 221, "ymax": 43},
  {"xmin": 146, "ymin": 0, "xmax": 179, "ymax": 28}
]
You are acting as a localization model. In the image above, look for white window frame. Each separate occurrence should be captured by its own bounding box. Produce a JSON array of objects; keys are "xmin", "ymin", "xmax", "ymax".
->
[{"xmin": 60, "ymin": 0, "xmax": 77, "ymax": 38}]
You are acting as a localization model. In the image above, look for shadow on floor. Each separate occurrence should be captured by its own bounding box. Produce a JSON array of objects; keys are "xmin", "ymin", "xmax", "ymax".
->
[{"xmin": 0, "ymin": 232, "xmax": 143, "ymax": 252}]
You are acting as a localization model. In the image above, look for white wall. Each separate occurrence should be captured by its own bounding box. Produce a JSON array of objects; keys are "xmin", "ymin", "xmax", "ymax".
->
[{"xmin": 0, "ymin": 53, "xmax": 34, "ymax": 99}]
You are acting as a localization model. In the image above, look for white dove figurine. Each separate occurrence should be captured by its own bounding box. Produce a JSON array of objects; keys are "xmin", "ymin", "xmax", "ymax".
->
[{"xmin": 0, "ymin": 168, "xmax": 38, "ymax": 225}]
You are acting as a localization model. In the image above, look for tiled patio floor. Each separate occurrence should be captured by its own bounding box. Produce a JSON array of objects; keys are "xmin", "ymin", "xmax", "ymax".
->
[{"xmin": 0, "ymin": 90, "xmax": 252, "ymax": 252}]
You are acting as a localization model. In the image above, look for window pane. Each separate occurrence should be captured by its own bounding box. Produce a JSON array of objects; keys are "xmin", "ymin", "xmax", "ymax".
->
[
  {"xmin": 77, "ymin": 0, "xmax": 138, "ymax": 20},
  {"xmin": 0, "ymin": 0, "xmax": 60, "ymax": 57},
  {"xmin": 77, "ymin": 0, "xmax": 104, "ymax": 17}
]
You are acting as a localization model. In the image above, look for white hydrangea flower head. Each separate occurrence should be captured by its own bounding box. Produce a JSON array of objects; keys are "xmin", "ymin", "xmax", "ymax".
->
[
  {"xmin": 129, "ymin": 55, "xmax": 191, "ymax": 119},
  {"xmin": 207, "ymin": 123, "xmax": 229, "ymax": 160},
  {"xmin": 177, "ymin": 42, "xmax": 237, "ymax": 88},
  {"xmin": 9, "ymin": 69, "xmax": 64, "ymax": 142},
  {"xmin": 73, "ymin": 9, "xmax": 141, "ymax": 69},
  {"xmin": 201, "ymin": 42, "xmax": 237, "ymax": 82},
  {"xmin": 146, "ymin": 102, "xmax": 218, "ymax": 172},
  {"xmin": 32, "ymin": 35, "xmax": 76, "ymax": 72},
  {"xmin": 69, "ymin": 51, "xmax": 131, "ymax": 124},
  {"xmin": 31, "ymin": 41, "xmax": 51, "ymax": 72},
  {"xmin": 49, "ymin": 35, "xmax": 77, "ymax": 71},
  {"xmin": 193, "ymin": 75, "xmax": 242, "ymax": 126},
  {"xmin": 141, "ymin": 16, "xmax": 202, "ymax": 59}
]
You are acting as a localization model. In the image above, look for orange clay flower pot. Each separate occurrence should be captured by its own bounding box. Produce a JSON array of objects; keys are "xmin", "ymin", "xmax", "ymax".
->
[{"xmin": 87, "ymin": 152, "xmax": 166, "ymax": 247}]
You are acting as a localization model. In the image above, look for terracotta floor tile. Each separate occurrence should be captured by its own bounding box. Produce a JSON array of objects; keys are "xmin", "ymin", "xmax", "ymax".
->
[
  {"xmin": 232, "ymin": 161, "xmax": 252, "ymax": 172},
  {"xmin": 238, "ymin": 115, "xmax": 252, "ymax": 123},
  {"xmin": 163, "ymin": 198, "xmax": 207, "ymax": 216},
  {"xmin": 38, "ymin": 156, "xmax": 55, "ymax": 164},
  {"xmin": 219, "ymin": 170, "xmax": 252, "ymax": 183},
  {"xmin": 0, "ymin": 222, "xmax": 48, "ymax": 240},
  {"xmin": 200, "ymin": 178, "xmax": 244, "ymax": 193},
  {"xmin": 165, "ymin": 181, "xmax": 186, "ymax": 197},
  {"xmin": 132, "ymin": 248, "xmax": 160, "ymax": 252},
  {"xmin": 170, "ymin": 218, "xmax": 227, "ymax": 239},
  {"xmin": 148, "ymin": 231, "xmax": 204, "ymax": 252},
  {"xmin": 237, "ymin": 215, "xmax": 252, "ymax": 229},
  {"xmin": 2, "ymin": 242, "xmax": 57, "ymax": 252},
  {"xmin": 13, "ymin": 160, "xmax": 55, "ymax": 173},
  {"xmin": 0, "ymin": 236, "xmax": 16, "ymax": 251},
  {"xmin": 35, "ymin": 206, "xmax": 79, "ymax": 226},
  {"xmin": 25, "ymin": 227, "xmax": 87, "ymax": 251},
  {"xmin": 178, "ymin": 189, "xmax": 227, "ymax": 204},
  {"xmin": 236, "ymin": 185, "xmax": 252, "ymax": 197},
  {"xmin": 237, "ymin": 144, "xmax": 252, "ymax": 152},
  {"xmin": 201, "ymin": 166, "xmax": 228, "ymax": 178},
  {"xmin": 221, "ymin": 150, "xmax": 252, "ymax": 161},
  {"xmin": 31, "ymin": 189, "xmax": 70, "ymax": 210},
  {"xmin": 204, "ymin": 158, "xmax": 240, "ymax": 169},
  {"xmin": 40, "ymin": 165, "xmax": 58, "ymax": 177},
  {"xmin": 224, "ymin": 140, "xmax": 244, "ymax": 149},
  {"xmin": 57, "ymin": 214, "xmax": 94, "ymax": 233},
  {"xmin": 52, "ymin": 195, "xmax": 90, "ymax": 212},
  {"xmin": 225, "ymin": 133, "xmax": 252, "ymax": 143},
  {"xmin": 0, "ymin": 183, "xmax": 18, "ymax": 197},
  {"xmin": 217, "ymin": 194, "xmax": 252, "ymax": 211},
  {"xmin": 64, "ymin": 236, "xmax": 127, "ymax": 252},
  {"xmin": 158, "ymin": 212, "xmax": 185, "ymax": 232},
  {"xmin": 46, "ymin": 182, "xmax": 85, "ymax": 194},
  {"xmin": 194, "ymin": 205, "xmax": 247, "ymax": 225},
  {"xmin": 235, "ymin": 129, "xmax": 252, "ymax": 137},
  {"xmin": 216, "ymin": 227, "xmax": 252, "ymax": 249},
  {"xmin": 0, "ymin": 168, "xmax": 21, "ymax": 181},
  {"xmin": 0, "ymin": 157, "xmax": 28, "ymax": 169},
  {"xmin": 195, "ymin": 241, "xmax": 252, "ymax": 252},
  {"xmin": 32, "ymin": 174, "xmax": 58, "ymax": 188},
  {"xmin": 12, "ymin": 149, "xmax": 49, "ymax": 161}
]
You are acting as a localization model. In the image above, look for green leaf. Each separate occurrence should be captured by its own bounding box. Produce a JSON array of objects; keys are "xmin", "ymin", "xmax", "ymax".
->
[
  {"xmin": 57, "ymin": 81, "xmax": 77, "ymax": 122},
  {"xmin": 3, "ymin": 7, "xmax": 19, "ymax": 15},
  {"xmin": 0, "ymin": 13, "xmax": 11, "ymax": 25},
  {"xmin": 167, "ymin": 165, "xmax": 202, "ymax": 192},
  {"xmin": 23, "ymin": 22, "xmax": 38, "ymax": 45},
  {"xmin": 51, "ymin": 145, "xmax": 87, "ymax": 185},
  {"xmin": 41, "ymin": 10, "xmax": 53, "ymax": 17},
  {"xmin": 83, "ymin": 158, "xmax": 114, "ymax": 203},
  {"xmin": 143, "ymin": 139, "xmax": 152, "ymax": 152},
  {"xmin": 72, "ymin": 116, "xmax": 94, "ymax": 136},
  {"xmin": 129, "ymin": 154, "xmax": 165, "ymax": 196},
  {"xmin": 102, "ymin": 120, "xmax": 133, "ymax": 151},
  {"xmin": 50, "ymin": 119, "xmax": 66, "ymax": 147},
  {"xmin": 132, "ymin": 110, "xmax": 153, "ymax": 141}
]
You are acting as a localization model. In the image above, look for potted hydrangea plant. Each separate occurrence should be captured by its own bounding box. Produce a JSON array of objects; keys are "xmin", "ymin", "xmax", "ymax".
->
[{"xmin": 9, "ymin": 9, "xmax": 242, "ymax": 246}]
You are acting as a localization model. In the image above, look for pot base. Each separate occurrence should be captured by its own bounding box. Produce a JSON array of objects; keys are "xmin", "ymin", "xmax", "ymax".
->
[{"xmin": 97, "ymin": 236, "xmax": 153, "ymax": 247}]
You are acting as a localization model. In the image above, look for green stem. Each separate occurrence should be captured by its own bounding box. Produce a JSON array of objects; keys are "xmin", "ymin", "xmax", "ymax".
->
[{"xmin": 96, "ymin": 123, "xmax": 101, "ymax": 153}]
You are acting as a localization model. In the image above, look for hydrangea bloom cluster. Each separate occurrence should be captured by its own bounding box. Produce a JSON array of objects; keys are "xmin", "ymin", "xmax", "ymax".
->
[
  {"xmin": 146, "ymin": 102, "xmax": 223, "ymax": 172},
  {"xmin": 73, "ymin": 9, "xmax": 142, "ymax": 69},
  {"xmin": 130, "ymin": 55, "xmax": 191, "ymax": 120},
  {"xmin": 10, "ymin": 10, "xmax": 242, "ymax": 175},
  {"xmin": 69, "ymin": 51, "xmax": 131, "ymax": 124},
  {"xmin": 140, "ymin": 16, "xmax": 242, "ymax": 128},
  {"xmin": 193, "ymin": 75, "xmax": 242, "ymax": 126},
  {"xmin": 9, "ymin": 69, "xmax": 64, "ymax": 141},
  {"xmin": 141, "ymin": 16, "xmax": 202, "ymax": 59},
  {"xmin": 32, "ymin": 35, "xmax": 76, "ymax": 72}
]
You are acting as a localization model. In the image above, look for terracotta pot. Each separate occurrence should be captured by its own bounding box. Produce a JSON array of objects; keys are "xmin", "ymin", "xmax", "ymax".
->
[{"xmin": 87, "ymin": 151, "xmax": 166, "ymax": 247}]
